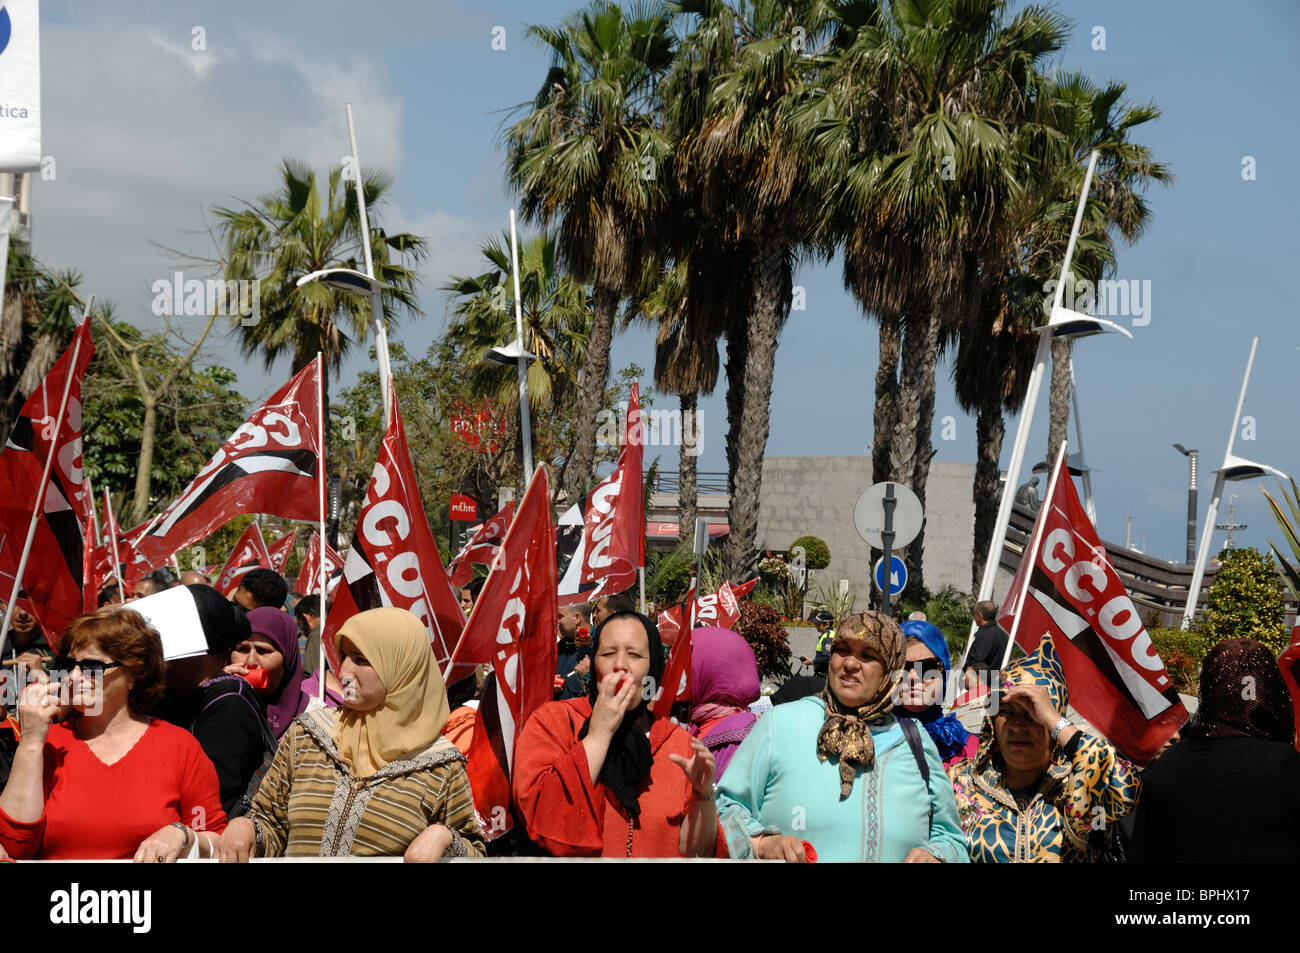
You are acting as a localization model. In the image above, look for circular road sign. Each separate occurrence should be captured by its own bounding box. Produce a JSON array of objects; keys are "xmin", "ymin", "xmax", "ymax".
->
[
  {"xmin": 873, "ymin": 556, "xmax": 908, "ymax": 596},
  {"xmin": 854, "ymin": 481, "xmax": 925, "ymax": 550}
]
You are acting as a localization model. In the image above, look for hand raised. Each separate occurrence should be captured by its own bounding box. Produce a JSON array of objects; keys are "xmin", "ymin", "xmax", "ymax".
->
[
  {"xmin": 17, "ymin": 679, "xmax": 60, "ymax": 745},
  {"xmin": 667, "ymin": 737, "xmax": 716, "ymax": 799},
  {"xmin": 588, "ymin": 671, "xmax": 639, "ymax": 741}
]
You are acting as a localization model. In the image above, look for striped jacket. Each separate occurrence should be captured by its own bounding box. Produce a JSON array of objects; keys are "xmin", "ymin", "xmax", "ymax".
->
[{"xmin": 246, "ymin": 709, "xmax": 486, "ymax": 858}]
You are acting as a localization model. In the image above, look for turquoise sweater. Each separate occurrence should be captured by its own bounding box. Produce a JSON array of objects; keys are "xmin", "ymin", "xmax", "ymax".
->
[{"xmin": 716, "ymin": 696, "xmax": 969, "ymax": 863}]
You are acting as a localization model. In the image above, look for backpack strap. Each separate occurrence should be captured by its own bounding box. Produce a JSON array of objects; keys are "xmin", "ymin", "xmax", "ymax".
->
[{"xmin": 898, "ymin": 717, "xmax": 933, "ymax": 829}]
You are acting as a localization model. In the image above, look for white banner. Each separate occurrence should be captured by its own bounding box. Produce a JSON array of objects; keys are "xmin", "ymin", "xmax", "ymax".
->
[{"xmin": 0, "ymin": 0, "xmax": 41, "ymax": 171}]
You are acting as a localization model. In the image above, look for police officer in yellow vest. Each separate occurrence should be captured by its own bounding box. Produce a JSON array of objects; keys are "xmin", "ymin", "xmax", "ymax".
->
[{"xmin": 798, "ymin": 609, "xmax": 836, "ymax": 677}]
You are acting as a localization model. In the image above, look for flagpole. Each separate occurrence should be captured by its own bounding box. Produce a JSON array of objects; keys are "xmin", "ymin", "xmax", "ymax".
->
[
  {"xmin": 638, "ymin": 566, "xmax": 646, "ymax": 615},
  {"xmin": 315, "ymin": 353, "xmax": 327, "ymax": 702},
  {"xmin": 345, "ymin": 103, "xmax": 392, "ymax": 430},
  {"xmin": 0, "ymin": 297, "xmax": 93, "ymax": 658},
  {"xmin": 104, "ymin": 489, "xmax": 125, "ymax": 597},
  {"xmin": 1000, "ymin": 440, "xmax": 1069, "ymax": 671},
  {"xmin": 87, "ymin": 478, "xmax": 102, "ymax": 547},
  {"xmin": 509, "ymin": 209, "xmax": 534, "ymax": 481}
]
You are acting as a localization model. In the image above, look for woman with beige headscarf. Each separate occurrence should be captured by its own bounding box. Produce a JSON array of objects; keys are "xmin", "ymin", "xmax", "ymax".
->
[
  {"xmin": 716, "ymin": 611, "xmax": 968, "ymax": 862},
  {"xmin": 216, "ymin": 608, "xmax": 485, "ymax": 861}
]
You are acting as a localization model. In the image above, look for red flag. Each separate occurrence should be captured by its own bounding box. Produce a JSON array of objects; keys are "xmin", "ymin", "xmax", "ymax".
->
[
  {"xmin": 1279, "ymin": 626, "xmax": 1300, "ymax": 753},
  {"xmin": 267, "ymin": 530, "xmax": 296, "ymax": 575},
  {"xmin": 556, "ymin": 382, "xmax": 643, "ymax": 606},
  {"xmin": 128, "ymin": 358, "xmax": 323, "ymax": 575},
  {"xmin": 321, "ymin": 389, "xmax": 464, "ymax": 677},
  {"xmin": 998, "ymin": 452, "xmax": 1186, "ymax": 765},
  {"xmin": 293, "ymin": 532, "xmax": 344, "ymax": 597},
  {"xmin": 652, "ymin": 578, "xmax": 757, "ymax": 717},
  {"xmin": 0, "ymin": 319, "xmax": 95, "ymax": 647},
  {"xmin": 446, "ymin": 501, "xmax": 513, "ymax": 587},
  {"xmin": 213, "ymin": 522, "xmax": 274, "ymax": 597},
  {"xmin": 461, "ymin": 466, "xmax": 557, "ymax": 839}
]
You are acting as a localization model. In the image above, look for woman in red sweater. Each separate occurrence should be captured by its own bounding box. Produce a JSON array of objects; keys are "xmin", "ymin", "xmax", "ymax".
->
[
  {"xmin": 511, "ymin": 610, "xmax": 725, "ymax": 857},
  {"xmin": 0, "ymin": 607, "xmax": 226, "ymax": 861}
]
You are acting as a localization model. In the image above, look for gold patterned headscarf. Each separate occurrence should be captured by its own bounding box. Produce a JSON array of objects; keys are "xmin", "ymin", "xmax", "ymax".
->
[
  {"xmin": 332, "ymin": 608, "xmax": 449, "ymax": 778},
  {"xmin": 816, "ymin": 611, "xmax": 906, "ymax": 799}
]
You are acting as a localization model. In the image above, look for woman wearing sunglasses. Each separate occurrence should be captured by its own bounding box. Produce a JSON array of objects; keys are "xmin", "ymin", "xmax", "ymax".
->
[
  {"xmin": 894, "ymin": 620, "xmax": 977, "ymax": 767},
  {"xmin": 0, "ymin": 607, "xmax": 226, "ymax": 861}
]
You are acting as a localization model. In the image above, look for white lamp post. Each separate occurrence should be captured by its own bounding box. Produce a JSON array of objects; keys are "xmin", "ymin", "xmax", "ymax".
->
[{"xmin": 1181, "ymin": 336, "xmax": 1286, "ymax": 629}]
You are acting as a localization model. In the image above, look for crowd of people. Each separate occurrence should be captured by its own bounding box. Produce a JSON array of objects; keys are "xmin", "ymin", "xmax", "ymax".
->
[{"xmin": 1, "ymin": 570, "xmax": 1297, "ymax": 863}]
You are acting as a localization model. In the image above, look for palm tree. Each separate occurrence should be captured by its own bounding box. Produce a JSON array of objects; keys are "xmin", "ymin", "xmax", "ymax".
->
[
  {"xmin": 442, "ymin": 229, "xmax": 591, "ymax": 500},
  {"xmin": 212, "ymin": 159, "xmax": 428, "ymax": 434},
  {"xmin": 505, "ymin": 0, "xmax": 676, "ymax": 505},
  {"xmin": 807, "ymin": 0, "xmax": 1070, "ymax": 592},
  {"xmin": 667, "ymin": 0, "xmax": 834, "ymax": 582}
]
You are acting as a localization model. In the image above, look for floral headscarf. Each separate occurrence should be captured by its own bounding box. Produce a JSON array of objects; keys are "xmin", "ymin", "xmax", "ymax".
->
[{"xmin": 816, "ymin": 611, "xmax": 905, "ymax": 799}]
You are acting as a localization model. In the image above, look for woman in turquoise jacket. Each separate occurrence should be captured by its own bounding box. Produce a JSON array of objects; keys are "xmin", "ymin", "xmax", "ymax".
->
[{"xmin": 716, "ymin": 611, "xmax": 969, "ymax": 863}]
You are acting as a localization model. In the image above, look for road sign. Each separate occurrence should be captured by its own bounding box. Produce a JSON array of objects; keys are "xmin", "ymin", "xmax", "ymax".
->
[
  {"xmin": 873, "ymin": 556, "xmax": 907, "ymax": 596},
  {"xmin": 854, "ymin": 482, "xmax": 924, "ymax": 550}
]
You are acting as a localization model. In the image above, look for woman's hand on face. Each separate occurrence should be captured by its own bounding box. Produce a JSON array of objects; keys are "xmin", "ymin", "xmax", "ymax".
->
[
  {"xmin": 752, "ymin": 834, "xmax": 807, "ymax": 863},
  {"xmin": 588, "ymin": 669, "xmax": 640, "ymax": 740},
  {"xmin": 999, "ymin": 684, "xmax": 1059, "ymax": 729},
  {"xmin": 215, "ymin": 817, "xmax": 257, "ymax": 863},
  {"xmin": 16, "ymin": 679, "xmax": 60, "ymax": 746},
  {"xmin": 904, "ymin": 847, "xmax": 941, "ymax": 863},
  {"xmin": 668, "ymin": 737, "xmax": 716, "ymax": 799},
  {"xmin": 223, "ymin": 662, "xmax": 250, "ymax": 678},
  {"xmin": 403, "ymin": 823, "xmax": 455, "ymax": 863},
  {"xmin": 133, "ymin": 824, "xmax": 191, "ymax": 864}
]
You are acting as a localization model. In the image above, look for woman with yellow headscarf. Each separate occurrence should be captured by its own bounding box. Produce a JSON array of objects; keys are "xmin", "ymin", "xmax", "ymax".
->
[
  {"xmin": 716, "ymin": 611, "xmax": 969, "ymax": 863},
  {"xmin": 216, "ymin": 608, "xmax": 485, "ymax": 861}
]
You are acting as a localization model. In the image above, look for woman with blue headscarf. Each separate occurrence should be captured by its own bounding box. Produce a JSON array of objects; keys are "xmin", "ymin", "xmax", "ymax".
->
[{"xmin": 896, "ymin": 621, "xmax": 976, "ymax": 767}]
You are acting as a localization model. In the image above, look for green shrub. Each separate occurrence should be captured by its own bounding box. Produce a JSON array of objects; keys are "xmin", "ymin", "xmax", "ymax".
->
[
  {"xmin": 735, "ymin": 601, "xmax": 793, "ymax": 681},
  {"xmin": 1148, "ymin": 627, "xmax": 1210, "ymax": 694},
  {"xmin": 790, "ymin": 535, "xmax": 830, "ymax": 570},
  {"xmin": 645, "ymin": 543, "xmax": 693, "ymax": 605},
  {"xmin": 1198, "ymin": 548, "xmax": 1290, "ymax": 654}
]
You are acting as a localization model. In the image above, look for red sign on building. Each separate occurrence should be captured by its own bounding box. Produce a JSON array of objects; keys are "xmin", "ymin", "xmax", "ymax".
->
[
  {"xmin": 449, "ymin": 493, "xmax": 478, "ymax": 522},
  {"xmin": 450, "ymin": 399, "xmax": 506, "ymax": 454}
]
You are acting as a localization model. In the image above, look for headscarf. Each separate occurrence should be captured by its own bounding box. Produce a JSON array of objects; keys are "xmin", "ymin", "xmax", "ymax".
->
[
  {"xmin": 817, "ymin": 611, "xmax": 905, "ymax": 799},
  {"xmin": 187, "ymin": 584, "xmax": 238, "ymax": 656},
  {"xmin": 1186, "ymin": 638, "xmax": 1294, "ymax": 745},
  {"xmin": 247, "ymin": 606, "xmax": 307, "ymax": 740},
  {"xmin": 332, "ymin": 608, "xmax": 449, "ymax": 778},
  {"xmin": 899, "ymin": 619, "xmax": 971, "ymax": 762},
  {"xmin": 975, "ymin": 632, "xmax": 1068, "ymax": 771},
  {"xmin": 689, "ymin": 626, "xmax": 760, "ymax": 728},
  {"xmin": 578, "ymin": 611, "xmax": 665, "ymax": 819}
]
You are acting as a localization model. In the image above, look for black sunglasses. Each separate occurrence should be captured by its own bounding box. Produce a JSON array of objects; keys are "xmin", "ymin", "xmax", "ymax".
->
[
  {"xmin": 47, "ymin": 657, "xmax": 126, "ymax": 676},
  {"xmin": 904, "ymin": 660, "xmax": 944, "ymax": 681}
]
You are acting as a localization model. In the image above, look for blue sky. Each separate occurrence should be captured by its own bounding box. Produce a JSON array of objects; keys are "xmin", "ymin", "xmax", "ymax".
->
[{"xmin": 23, "ymin": 0, "xmax": 1300, "ymax": 566}]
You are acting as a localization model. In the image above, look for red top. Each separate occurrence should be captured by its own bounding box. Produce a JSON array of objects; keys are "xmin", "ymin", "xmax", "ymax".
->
[
  {"xmin": 511, "ymin": 698, "xmax": 726, "ymax": 858},
  {"xmin": 0, "ymin": 718, "xmax": 227, "ymax": 859}
]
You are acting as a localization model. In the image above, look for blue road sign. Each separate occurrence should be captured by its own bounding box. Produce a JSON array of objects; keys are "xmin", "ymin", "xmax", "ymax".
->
[{"xmin": 873, "ymin": 556, "xmax": 907, "ymax": 596}]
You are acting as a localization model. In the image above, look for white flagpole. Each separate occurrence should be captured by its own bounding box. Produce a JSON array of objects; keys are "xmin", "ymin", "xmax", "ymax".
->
[
  {"xmin": 509, "ymin": 209, "xmax": 534, "ymax": 480},
  {"xmin": 1000, "ymin": 440, "xmax": 1069, "ymax": 671},
  {"xmin": 315, "ymin": 353, "xmax": 328, "ymax": 701},
  {"xmin": 344, "ymin": 103, "xmax": 392, "ymax": 430},
  {"xmin": 0, "ymin": 296, "xmax": 93, "ymax": 658},
  {"xmin": 1068, "ymin": 358, "xmax": 1097, "ymax": 525},
  {"xmin": 86, "ymin": 477, "xmax": 102, "ymax": 547}
]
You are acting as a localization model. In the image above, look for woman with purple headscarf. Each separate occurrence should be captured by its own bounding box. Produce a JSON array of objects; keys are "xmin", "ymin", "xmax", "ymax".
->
[
  {"xmin": 688, "ymin": 627, "xmax": 761, "ymax": 779},
  {"xmin": 225, "ymin": 607, "xmax": 308, "ymax": 740}
]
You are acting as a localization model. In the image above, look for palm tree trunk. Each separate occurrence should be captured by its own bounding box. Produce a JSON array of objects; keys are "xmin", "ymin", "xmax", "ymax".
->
[
  {"xmin": 723, "ymin": 316, "xmax": 748, "ymax": 503},
  {"xmin": 973, "ymin": 398, "xmax": 1005, "ymax": 594},
  {"xmin": 888, "ymin": 309, "xmax": 939, "ymax": 595},
  {"xmin": 677, "ymin": 391, "xmax": 698, "ymax": 542},
  {"xmin": 722, "ymin": 240, "xmax": 784, "ymax": 583},
  {"xmin": 1047, "ymin": 337, "xmax": 1071, "ymax": 468},
  {"xmin": 564, "ymin": 284, "xmax": 619, "ymax": 504},
  {"xmin": 873, "ymin": 313, "xmax": 901, "ymax": 487}
]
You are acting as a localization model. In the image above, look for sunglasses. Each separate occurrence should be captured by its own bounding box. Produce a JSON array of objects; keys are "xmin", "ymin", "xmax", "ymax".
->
[
  {"xmin": 904, "ymin": 660, "xmax": 943, "ymax": 681},
  {"xmin": 47, "ymin": 657, "xmax": 126, "ymax": 677}
]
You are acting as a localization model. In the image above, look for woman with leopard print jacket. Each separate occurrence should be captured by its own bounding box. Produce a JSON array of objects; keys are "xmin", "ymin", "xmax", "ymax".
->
[{"xmin": 948, "ymin": 634, "xmax": 1140, "ymax": 863}]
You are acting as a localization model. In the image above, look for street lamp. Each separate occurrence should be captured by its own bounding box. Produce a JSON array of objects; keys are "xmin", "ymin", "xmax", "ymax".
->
[
  {"xmin": 295, "ymin": 266, "xmax": 393, "ymax": 428},
  {"xmin": 1181, "ymin": 337, "xmax": 1287, "ymax": 629},
  {"xmin": 1172, "ymin": 443, "xmax": 1198, "ymax": 564}
]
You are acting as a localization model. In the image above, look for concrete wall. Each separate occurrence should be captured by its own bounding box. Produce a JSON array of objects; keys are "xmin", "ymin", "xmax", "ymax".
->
[{"xmin": 756, "ymin": 457, "xmax": 975, "ymax": 603}]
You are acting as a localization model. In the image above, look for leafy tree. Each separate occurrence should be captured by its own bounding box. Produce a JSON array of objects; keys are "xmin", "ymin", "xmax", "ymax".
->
[{"xmin": 1197, "ymin": 548, "xmax": 1289, "ymax": 655}]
